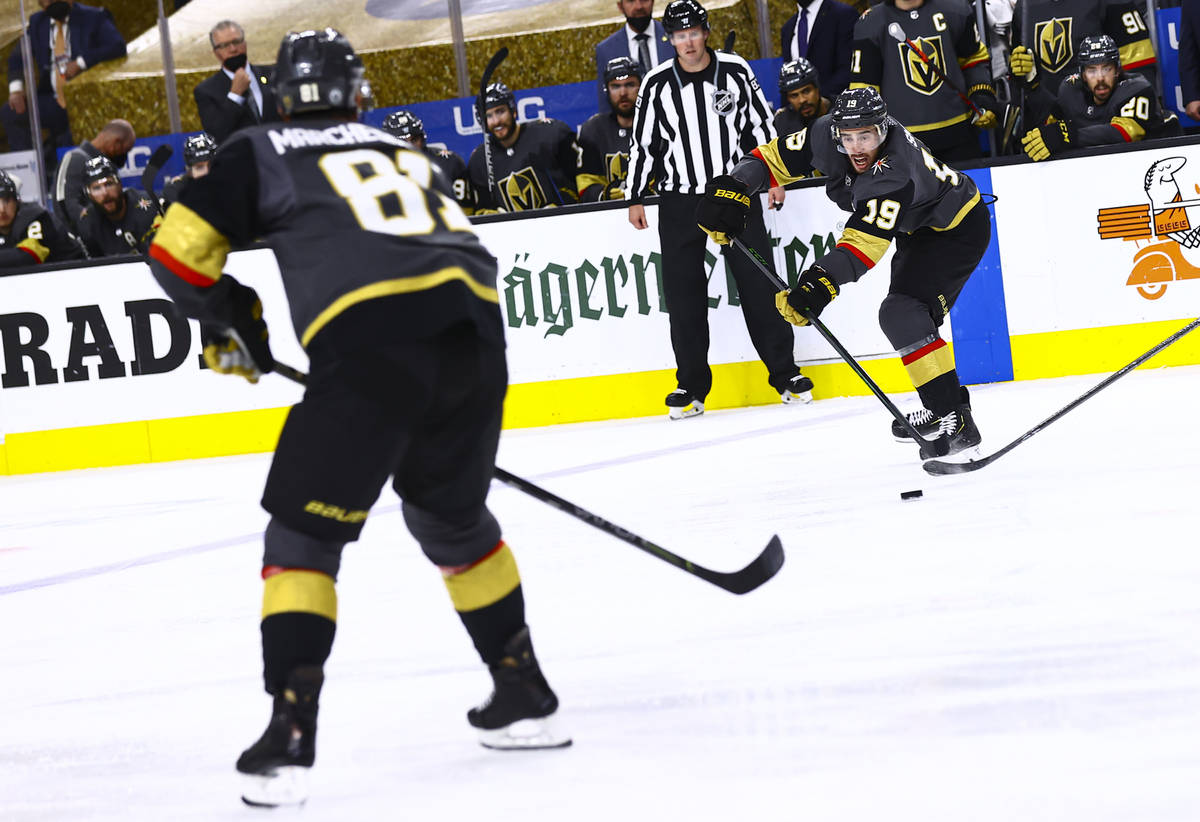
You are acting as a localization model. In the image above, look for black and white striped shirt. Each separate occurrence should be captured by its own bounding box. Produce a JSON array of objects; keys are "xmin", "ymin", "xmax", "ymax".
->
[{"xmin": 626, "ymin": 49, "xmax": 776, "ymax": 202}]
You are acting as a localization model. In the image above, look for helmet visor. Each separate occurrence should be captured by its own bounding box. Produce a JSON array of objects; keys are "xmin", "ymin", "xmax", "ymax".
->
[{"xmin": 835, "ymin": 124, "xmax": 885, "ymax": 155}]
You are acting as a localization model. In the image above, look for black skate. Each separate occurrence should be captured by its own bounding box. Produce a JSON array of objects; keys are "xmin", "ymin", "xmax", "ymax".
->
[
  {"xmin": 892, "ymin": 387, "xmax": 971, "ymax": 442},
  {"xmin": 665, "ymin": 388, "xmax": 704, "ymax": 420},
  {"xmin": 927, "ymin": 403, "xmax": 982, "ymax": 460},
  {"xmin": 468, "ymin": 626, "xmax": 571, "ymax": 750},
  {"xmin": 236, "ymin": 665, "xmax": 323, "ymax": 808},
  {"xmin": 780, "ymin": 374, "xmax": 814, "ymax": 405}
]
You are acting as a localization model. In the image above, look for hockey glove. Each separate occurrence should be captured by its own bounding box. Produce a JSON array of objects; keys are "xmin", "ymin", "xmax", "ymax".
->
[
  {"xmin": 602, "ymin": 178, "xmax": 626, "ymax": 201},
  {"xmin": 1009, "ymin": 46, "xmax": 1037, "ymax": 85},
  {"xmin": 775, "ymin": 266, "xmax": 839, "ymax": 327},
  {"xmin": 201, "ymin": 277, "xmax": 274, "ymax": 384},
  {"xmin": 969, "ymin": 89, "xmax": 1000, "ymax": 129},
  {"xmin": 697, "ymin": 174, "xmax": 752, "ymax": 246},
  {"xmin": 1021, "ymin": 120, "xmax": 1076, "ymax": 162}
]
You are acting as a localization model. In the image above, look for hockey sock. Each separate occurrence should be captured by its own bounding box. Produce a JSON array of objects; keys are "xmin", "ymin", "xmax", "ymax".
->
[
  {"xmin": 260, "ymin": 567, "xmax": 337, "ymax": 695},
  {"xmin": 441, "ymin": 541, "xmax": 526, "ymax": 666},
  {"xmin": 899, "ymin": 336, "xmax": 961, "ymax": 415}
]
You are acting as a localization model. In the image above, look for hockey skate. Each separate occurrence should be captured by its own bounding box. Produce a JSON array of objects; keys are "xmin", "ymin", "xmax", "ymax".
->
[
  {"xmin": 468, "ymin": 626, "xmax": 571, "ymax": 750},
  {"xmin": 665, "ymin": 388, "xmax": 704, "ymax": 420},
  {"xmin": 892, "ymin": 387, "xmax": 970, "ymax": 441},
  {"xmin": 236, "ymin": 665, "xmax": 323, "ymax": 808},
  {"xmin": 780, "ymin": 374, "xmax": 814, "ymax": 405},
  {"xmin": 927, "ymin": 403, "xmax": 982, "ymax": 461}
]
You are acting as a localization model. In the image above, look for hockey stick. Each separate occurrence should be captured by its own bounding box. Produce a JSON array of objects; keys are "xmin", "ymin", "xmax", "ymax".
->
[
  {"xmin": 886, "ymin": 22, "xmax": 983, "ymax": 119},
  {"xmin": 477, "ymin": 46, "xmax": 509, "ymax": 202},
  {"xmin": 923, "ymin": 316, "xmax": 1200, "ymax": 476},
  {"xmin": 730, "ymin": 237, "xmax": 951, "ymax": 459},
  {"xmin": 141, "ymin": 144, "xmax": 173, "ymax": 198},
  {"xmin": 722, "ymin": 30, "xmax": 736, "ymax": 53},
  {"xmin": 270, "ymin": 363, "xmax": 784, "ymax": 594}
]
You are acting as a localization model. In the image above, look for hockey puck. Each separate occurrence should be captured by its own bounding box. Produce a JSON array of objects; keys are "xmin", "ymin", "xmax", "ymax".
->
[{"xmin": 900, "ymin": 489, "xmax": 923, "ymax": 500}]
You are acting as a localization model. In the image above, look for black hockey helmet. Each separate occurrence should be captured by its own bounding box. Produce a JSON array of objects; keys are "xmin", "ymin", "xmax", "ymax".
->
[
  {"xmin": 483, "ymin": 82, "xmax": 516, "ymax": 113},
  {"xmin": 779, "ymin": 58, "xmax": 819, "ymax": 95},
  {"xmin": 1077, "ymin": 34, "xmax": 1121, "ymax": 72},
  {"xmin": 274, "ymin": 28, "xmax": 365, "ymax": 116},
  {"xmin": 830, "ymin": 87, "xmax": 889, "ymax": 149},
  {"xmin": 183, "ymin": 133, "xmax": 217, "ymax": 166},
  {"xmin": 604, "ymin": 56, "xmax": 643, "ymax": 87},
  {"xmin": 82, "ymin": 155, "xmax": 119, "ymax": 187},
  {"xmin": 381, "ymin": 110, "xmax": 426, "ymax": 143},
  {"xmin": 662, "ymin": 0, "xmax": 709, "ymax": 33},
  {"xmin": 0, "ymin": 169, "xmax": 18, "ymax": 200}
]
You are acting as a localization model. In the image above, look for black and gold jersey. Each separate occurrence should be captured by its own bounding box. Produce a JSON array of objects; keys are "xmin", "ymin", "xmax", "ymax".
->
[
  {"xmin": 149, "ymin": 119, "xmax": 502, "ymax": 350},
  {"xmin": 0, "ymin": 202, "xmax": 80, "ymax": 266},
  {"xmin": 749, "ymin": 113, "xmax": 980, "ymax": 286},
  {"xmin": 1048, "ymin": 71, "xmax": 1177, "ymax": 145},
  {"xmin": 77, "ymin": 189, "xmax": 162, "ymax": 258},
  {"xmin": 426, "ymin": 145, "xmax": 475, "ymax": 215},
  {"xmin": 576, "ymin": 112, "xmax": 634, "ymax": 201},
  {"xmin": 850, "ymin": 0, "xmax": 992, "ymax": 134},
  {"xmin": 466, "ymin": 118, "xmax": 581, "ymax": 212},
  {"xmin": 770, "ymin": 108, "xmax": 822, "ymax": 178}
]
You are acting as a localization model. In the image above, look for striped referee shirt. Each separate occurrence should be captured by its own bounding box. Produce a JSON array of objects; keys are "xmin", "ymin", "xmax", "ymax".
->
[{"xmin": 626, "ymin": 48, "xmax": 776, "ymax": 202}]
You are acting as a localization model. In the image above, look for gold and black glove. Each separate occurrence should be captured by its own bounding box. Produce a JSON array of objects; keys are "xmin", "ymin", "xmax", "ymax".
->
[
  {"xmin": 775, "ymin": 266, "xmax": 839, "ymax": 327},
  {"xmin": 696, "ymin": 174, "xmax": 752, "ymax": 246},
  {"xmin": 1009, "ymin": 45, "xmax": 1037, "ymax": 85},
  {"xmin": 1021, "ymin": 120, "xmax": 1075, "ymax": 162},
  {"xmin": 201, "ymin": 277, "xmax": 274, "ymax": 383},
  {"xmin": 602, "ymin": 179, "xmax": 626, "ymax": 201},
  {"xmin": 969, "ymin": 88, "xmax": 1000, "ymax": 129}
]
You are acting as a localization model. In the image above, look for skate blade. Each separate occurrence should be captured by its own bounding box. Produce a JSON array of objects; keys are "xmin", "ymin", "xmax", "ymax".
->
[
  {"xmin": 240, "ymin": 766, "xmax": 310, "ymax": 808},
  {"xmin": 477, "ymin": 715, "xmax": 573, "ymax": 750},
  {"xmin": 667, "ymin": 403, "xmax": 704, "ymax": 420},
  {"xmin": 780, "ymin": 390, "xmax": 813, "ymax": 405},
  {"xmin": 936, "ymin": 444, "xmax": 982, "ymax": 464}
]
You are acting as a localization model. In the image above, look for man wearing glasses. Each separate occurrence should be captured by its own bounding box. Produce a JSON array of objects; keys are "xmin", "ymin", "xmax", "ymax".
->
[{"xmin": 193, "ymin": 20, "xmax": 279, "ymax": 144}]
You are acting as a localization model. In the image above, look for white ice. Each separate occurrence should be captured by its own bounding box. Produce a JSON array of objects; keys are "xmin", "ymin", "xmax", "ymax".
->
[{"xmin": 3, "ymin": 365, "xmax": 1200, "ymax": 821}]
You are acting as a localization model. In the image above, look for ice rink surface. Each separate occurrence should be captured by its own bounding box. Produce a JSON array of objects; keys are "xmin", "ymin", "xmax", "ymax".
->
[{"xmin": 3, "ymin": 365, "xmax": 1199, "ymax": 821}]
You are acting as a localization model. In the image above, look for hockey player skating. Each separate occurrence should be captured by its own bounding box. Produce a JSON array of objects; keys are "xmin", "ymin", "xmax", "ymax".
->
[
  {"xmin": 147, "ymin": 28, "xmax": 568, "ymax": 808},
  {"xmin": 577, "ymin": 56, "xmax": 642, "ymax": 202},
  {"xmin": 381, "ymin": 110, "xmax": 476, "ymax": 213},
  {"xmin": 696, "ymin": 87, "xmax": 990, "ymax": 457}
]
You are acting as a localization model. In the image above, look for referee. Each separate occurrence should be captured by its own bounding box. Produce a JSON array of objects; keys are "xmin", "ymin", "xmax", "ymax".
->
[{"xmin": 627, "ymin": 0, "xmax": 813, "ymax": 420}]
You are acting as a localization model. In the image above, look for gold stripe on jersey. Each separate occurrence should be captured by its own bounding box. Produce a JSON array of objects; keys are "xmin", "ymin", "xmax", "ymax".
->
[
  {"xmin": 967, "ymin": 83, "xmax": 994, "ymax": 97},
  {"xmin": 931, "ymin": 191, "xmax": 982, "ymax": 232},
  {"xmin": 1120, "ymin": 40, "xmax": 1156, "ymax": 70},
  {"xmin": 17, "ymin": 236, "xmax": 49, "ymax": 263},
  {"xmin": 577, "ymin": 172, "xmax": 607, "ymax": 192},
  {"xmin": 301, "ymin": 266, "xmax": 501, "ymax": 347},
  {"xmin": 907, "ymin": 111, "xmax": 971, "ymax": 132},
  {"xmin": 149, "ymin": 203, "xmax": 231, "ymax": 286},
  {"xmin": 262, "ymin": 569, "xmax": 337, "ymax": 622},
  {"xmin": 848, "ymin": 81, "xmax": 882, "ymax": 94},
  {"xmin": 754, "ymin": 140, "xmax": 804, "ymax": 186},
  {"xmin": 1111, "ymin": 116, "xmax": 1144, "ymax": 142},
  {"xmin": 958, "ymin": 43, "xmax": 989, "ymax": 70},
  {"xmin": 838, "ymin": 227, "xmax": 892, "ymax": 267},
  {"xmin": 442, "ymin": 541, "xmax": 521, "ymax": 612}
]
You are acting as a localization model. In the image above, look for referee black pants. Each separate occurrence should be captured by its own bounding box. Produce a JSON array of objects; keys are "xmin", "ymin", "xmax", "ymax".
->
[{"xmin": 657, "ymin": 192, "xmax": 799, "ymax": 401}]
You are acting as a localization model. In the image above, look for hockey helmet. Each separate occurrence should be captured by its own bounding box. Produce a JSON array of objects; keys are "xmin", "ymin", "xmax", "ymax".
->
[
  {"xmin": 604, "ymin": 56, "xmax": 643, "ymax": 88},
  {"xmin": 82, "ymin": 155, "xmax": 119, "ymax": 187},
  {"xmin": 662, "ymin": 0, "xmax": 709, "ymax": 33},
  {"xmin": 183, "ymin": 133, "xmax": 217, "ymax": 166},
  {"xmin": 0, "ymin": 169, "xmax": 19, "ymax": 201},
  {"xmin": 1077, "ymin": 34, "xmax": 1121, "ymax": 72},
  {"xmin": 831, "ymin": 87, "xmax": 889, "ymax": 152},
  {"xmin": 779, "ymin": 58, "xmax": 820, "ymax": 96},
  {"xmin": 482, "ymin": 82, "xmax": 516, "ymax": 114},
  {"xmin": 381, "ymin": 110, "xmax": 426, "ymax": 143},
  {"xmin": 274, "ymin": 28, "xmax": 366, "ymax": 116}
]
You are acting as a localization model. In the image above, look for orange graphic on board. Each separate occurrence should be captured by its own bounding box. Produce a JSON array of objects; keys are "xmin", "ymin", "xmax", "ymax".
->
[{"xmin": 1097, "ymin": 156, "xmax": 1200, "ymax": 300}]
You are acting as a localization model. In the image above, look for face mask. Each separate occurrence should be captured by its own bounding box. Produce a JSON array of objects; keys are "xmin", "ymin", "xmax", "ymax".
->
[
  {"xmin": 223, "ymin": 53, "xmax": 248, "ymax": 72},
  {"xmin": 627, "ymin": 13, "xmax": 652, "ymax": 33},
  {"xmin": 46, "ymin": 1, "xmax": 70, "ymax": 21},
  {"xmin": 109, "ymin": 152, "xmax": 128, "ymax": 170}
]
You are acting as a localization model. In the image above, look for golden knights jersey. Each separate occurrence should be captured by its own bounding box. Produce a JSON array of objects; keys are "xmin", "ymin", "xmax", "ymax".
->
[
  {"xmin": 149, "ymin": 119, "xmax": 502, "ymax": 349},
  {"xmin": 77, "ymin": 189, "xmax": 162, "ymax": 257},
  {"xmin": 751, "ymin": 114, "xmax": 981, "ymax": 285},
  {"xmin": 426, "ymin": 145, "xmax": 475, "ymax": 215},
  {"xmin": 1013, "ymin": 0, "xmax": 1157, "ymax": 95},
  {"xmin": 1047, "ymin": 71, "xmax": 1177, "ymax": 145},
  {"xmin": 576, "ymin": 111, "xmax": 633, "ymax": 201},
  {"xmin": 771, "ymin": 107, "xmax": 822, "ymax": 177},
  {"xmin": 0, "ymin": 202, "xmax": 80, "ymax": 266},
  {"xmin": 466, "ymin": 118, "xmax": 581, "ymax": 212},
  {"xmin": 851, "ymin": 0, "xmax": 992, "ymax": 133}
]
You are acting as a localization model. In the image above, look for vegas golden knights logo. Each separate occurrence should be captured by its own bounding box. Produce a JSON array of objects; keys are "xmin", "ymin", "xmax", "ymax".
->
[
  {"xmin": 897, "ymin": 36, "xmax": 947, "ymax": 96},
  {"xmin": 1035, "ymin": 17, "xmax": 1074, "ymax": 74},
  {"xmin": 501, "ymin": 167, "xmax": 547, "ymax": 211},
  {"xmin": 605, "ymin": 152, "xmax": 629, "ymax": 184}
]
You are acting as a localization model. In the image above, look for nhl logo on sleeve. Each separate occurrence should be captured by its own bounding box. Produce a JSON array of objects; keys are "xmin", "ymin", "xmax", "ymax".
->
[{"xmin": 712, "ymin": 89, "xmax": 735, "ymax": 116}]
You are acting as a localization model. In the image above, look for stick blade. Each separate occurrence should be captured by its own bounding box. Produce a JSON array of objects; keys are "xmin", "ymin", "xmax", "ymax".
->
[
  {"xmin": 922, "ymin": 456, "xmax": 988, "ymax": 476},
  {"xmin": 696, "ymin": 535, "xmax": 785, "ymax": 595}
]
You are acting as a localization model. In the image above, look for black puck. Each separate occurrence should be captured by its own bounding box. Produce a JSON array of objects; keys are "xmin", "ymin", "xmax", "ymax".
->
[{"xmin": 900, "ymin": 489, "xmax": 923, "ymax": 500}]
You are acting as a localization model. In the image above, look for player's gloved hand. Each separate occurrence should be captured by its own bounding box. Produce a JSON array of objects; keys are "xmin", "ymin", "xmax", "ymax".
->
[
  {"xmin": 602, "ymin": 179, "xmax": 626, "ymax": 201},
  {"xmin": 697, "ymin": 174, "xmax": 752, "ymax": 245},
  {"xmin": 775, "ymin": 265, "xmax": 839, "ymax": 326},
  {"xmin": 1009, "ymin": 46, "xmax": 1037, "ymax": 84},
  {"xmin": 201, "ymin": 277, "xmax": 274, "ymax": 383},
  {"xmin": 969, "ymin": 89, "xmax": 1000, "ymax": 129},
  {"xmin": 1021, "ymin": 119, "xmax": 1075, "ymax": 162}
]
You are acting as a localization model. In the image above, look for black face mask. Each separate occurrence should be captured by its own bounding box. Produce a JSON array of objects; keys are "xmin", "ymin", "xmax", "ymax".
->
[
  {"xmin": 627, "ymin": 13, "xmax": 652, "ymax": 33},
  {"xmin": 46, "ymin": 1, "xmax": 70, "ymax": 21},
  {"xmin": 223, "ymin": 53, "xmax": 248, "ymax": 72},
  {"xmin": 109, "ymin": 152, "xmax": 128, "ymax": 170}
]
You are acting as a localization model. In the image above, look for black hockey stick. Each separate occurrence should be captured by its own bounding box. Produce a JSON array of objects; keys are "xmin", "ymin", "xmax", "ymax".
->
[
  {"xmin": 923, "ymin": 316, "xmax": 1200, "ymax": 476},
  {"xmin": 477, "ymin": 46, "xmax": 509, "ymax": 200},
  {"xmin": 886, "ymin": 23, "xmax": 983, "ymax": 119},
  {"xmin": 730, "ymin": 237, "xmax": 950, "ymax": 459},
  {"xmin": 722, "ymin": 30, "xmax": 736, "ymax": 53},
  {"xmin": 271, "ymin": 363, "xmax": 784, "ymax": 594},
  {"xmin": 141, "ymin": 144, "xmax": 173, "ymax": 198}
]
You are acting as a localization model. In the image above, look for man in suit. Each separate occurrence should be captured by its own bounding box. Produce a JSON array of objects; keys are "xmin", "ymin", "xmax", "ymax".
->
[
  {"xmin": 193, "ymin": 20, "xmax": 279, "ymax": 144},
  {"xmin": 594, "ymin": 0, "xmax": 674, "ymax": 109},
  {"xmin": 3, "ymin": 0, "xmax": 127, "ymax": 151},
  {"xmin": 780, "ymin": 0, "xmax": 859, "ymax": 97}
]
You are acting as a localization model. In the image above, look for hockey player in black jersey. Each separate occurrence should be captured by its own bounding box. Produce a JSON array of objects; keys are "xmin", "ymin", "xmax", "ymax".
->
[
  {"xmin": 773, "ymin": 57, "xmax": 829, "ymax": 150},
  {"xmin": 1019, "ymin": 34, "xmax": 1180, "ymax": 161},
  {"xmin": 578, "ymin": 56, "xmax": 642, "ymax": 201},
  {"xmin": 381, "ymin": 110, "xmax": 476, "ymax": 214},
  {"xmin": 161, "ymin": 133, "xmax": 216, "ymax": 208},
  {"xmin": 148, "ymin": 29, "xmax": 568, "ymax": 808},
  {"xmin": 76, "ymin": 156, "xmax": 162, "ymax": 257},
  {"xmin": 697, "ymin": 87, "xmax": 990, "ymax": 457},
  {"xmin": 468, "ymin": 82, "xmax": 581, "ymax": 211},
  {"xmin": 851, "ymin": 0, "xmax": 1001, "ymax": 161},
  {"xmin": 0, "ymin": 170, "xmax": 81, "ymax": 267}
]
